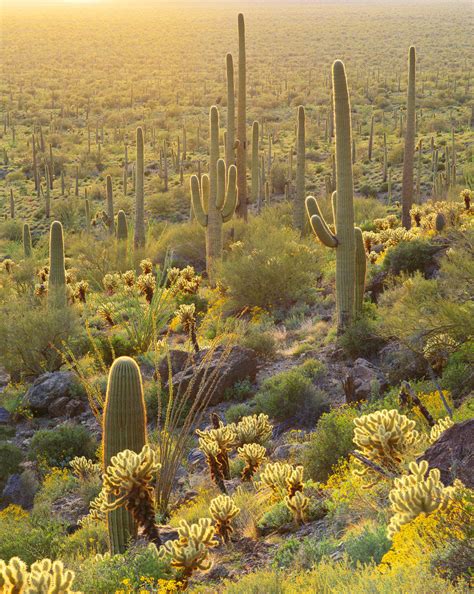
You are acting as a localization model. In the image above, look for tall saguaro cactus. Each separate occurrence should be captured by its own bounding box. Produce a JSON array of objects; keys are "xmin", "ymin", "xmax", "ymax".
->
[
  {"xmin": 190, "ymin": 106, "xmax": 237, "ymax": 280},
  {"xmin": 251, "ymin": 121, "xmax": 259, "ymax": 208},
  {"xmin": 106, "ymin": 175, "xmax": 114, "ymax": 236},
  {"xmin": 306, "ymin": 61, "xmax": 366, "ymax": 332},
  {"xmin": 134, "ymin": 127, "xmax": 146, "ymax": 248},
  {"xmin": 401, "ymin": 46, "xmax": 416, "ymax": 229},
  {"xmin": 236, "ymin": 13, "xmax": 247, "ymax": 220},
  {"xmin": 23, "ymin": 223, "xmax": 32, "ymax": 258},
  {"xmin": 294, "ymin": 106, "xmax": 306, "ymax": 232},
  {"xmin": 103, "ymin": 356, "xmax": 147, "ymax": 554},
  {"xmin": 226, "ymin": 53, "xmax": 236, "ymax": 169},
  {"xmin": 48, "ymin": 221, "xmax": 66, "ymax": 307}
]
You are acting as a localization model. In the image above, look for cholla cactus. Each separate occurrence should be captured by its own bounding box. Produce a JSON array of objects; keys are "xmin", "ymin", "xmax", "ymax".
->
[
  {"xmin": 197, "ymin": 424, "xmax": 236, "ymax": 481},
  {"xmin": 257, "ymin": 462, "xmax": 295, "ymax": 500},
  {"xmin": 284, "ymin": 490, "xmax": 309, "ymax": 525},
  {"xmin": 423, "ymin": 334, "xmax": 458, "ymax": 372},
  {"xmin": 2, "ymin": 259, "xmax": 14, "ymax": 274},
  {"xmin": 176, "ymin": 303, "xmax": 199, "ymax": 353},
  {"xmin": 69, "ymin": 456, "xmax": 100, "ymax": 481},
  {"xmin": 237, "ymin": 443, "xmax": 266, "ymax": 481},
  {"xmin": 35, "ymin": 283, "xmax": 47, "ymax": 298},
  {"xmin": 460, "ymin": 188, "xmax": 471, "ymax": 210},
  {"xmin": 73, "ymin": 280, "xmax": 89, "ymax": 303},
  {"xmin": 353, "ymin": 409, "xmax": 423, "ymax": 476},
  {"xmin": 158, "ymin": 518, "xmax": 218, "ymax": 587},
  {"xmin": 230, "ymin": 413, "xmax": 272, "ymax": 447},
  {"xmin": 78, "ymin": 488, "xmax": 107, "ymax": 527},
  {"xmin": 209, "ymin": 494, "xmax": 240, "ymax": 544},
  {"xmin": 387, "ymin": 460, "xmax": 453, "ymax": 538},
  {"xmin": 139, "ymin": 258, "xmax": 153, "ymax": 274},
  {"xmin": 102, "ymin": 445, "xmax": 161, "ymax": 546},
  {"xmin": 122, "ymin": 270, "xmax": 136, "ymax": 287},
  {"xmin": 198, "ymin": 438, "xmax": 226, "ymax": 493},
  {"xmin": 65, "ymin": 269, "xmax": 77, "ymax": 285},
  {"xmin": 102, "ymin": 273, "xmax": 120, "ymax": 295},
  {"xmin": 37, "ymin": 266, "xmax": 49, "ymax": 283},
  {"xmin": 0, "ymin": 557, "xmax": 78, "ymax": 594},
  {"xmin": 98, "ymin": 303, "xmax": 115, "ymax": 326},
  {"xmin": 286, "ymin": 465, "xmax": 304, "ymax": 497},
  {"xmin": 136, "ymin": 272, "xmax": 156, "ymax": 304},
  {"xmin": 168, "ymin": 265, "xmax": 201, "ymax": 295},
  {"xmin": 429, "ymin": 417, "xmax": 454, "ymax": 443}
]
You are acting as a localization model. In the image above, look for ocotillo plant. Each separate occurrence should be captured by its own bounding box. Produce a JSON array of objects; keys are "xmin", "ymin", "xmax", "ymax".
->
[
  {"xmin": 103, "ymin": 356, "xmax": 148, "ymax": 554},
  {"xmin": 306, "ymin": 60, "xmax": 366, "ymax": 332},
  {"xmin": 190, "ymin": 106, "xmax": 237, "ymax": 281},
  {"xmin": 236, "ymin": 13, "xmax": 247, "ymax": 220},
  {"xmin": 48, "ymin": 221, "xmax": 66, "ymax": 307},
  {"xmin": 226, "ymin": 53, "xmax": 235, "ymax": 169},
  {"xmin": 401, "ymin": 47, "xmax": 416, "ymax": 229},
  {"xmin": 251, "ymin": 121, "xmax": 259, "ymax": 208},
  {"xmin": 134, "ymin": 127, "xmax": 146, "ymax": 248},
  {"xmin": 294, "ymin": 106, "xmax": 306, "ymax": 232},
  {"xmin": 23, "ymin": 223, "xmax": 32, "ymax": 258},
  {"xmin": 106, "ymin": 175, "xmax": 114, "ymax": 236}
]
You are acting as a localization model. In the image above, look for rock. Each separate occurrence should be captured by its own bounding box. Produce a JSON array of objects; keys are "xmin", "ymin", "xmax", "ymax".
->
[
  {"xmin": 51, "ymin": 494, "xmax": 89, "ymax": 526},
  {"xmin": 418, "ymin": 419, "xmax": 473, "ymax": 488},
  {"xmin": 1, "ymin": 470, "xmax": 39, "ymax": 510},
  {"xmin": 272, "ymin": 443, "xmax": 305, "ymax": 461},
  {"xmin": 379, "ymin": 342, "xmax": 427, "ymax": 384},
  {"xmin": 343, "ymin": 358, "xmax": 388, "ymax": 403},
  {"xmin": 164, "ymin": 346, "xmax": 257, "ymax": 406},
  {"xmin": 158, "ymin": 350, "xmax": 192, "ymax": 380},
  {"xmin": 65, "ymin": 399, "xmax": 85, "ymax": 417},
  {"xmin": 0, "ymin": 407, "xmax": 11, "ymax": 425},
  {"xmin": 187, "ymin": 447, "xmax": 206, "ymax": 469},
  {"xmin": 0, "ymin": 368, "xmax": 9, "ymax": 394},
  {"xmin": 23, "ymin": 372, "xmax": 78, "ymax": 416}
]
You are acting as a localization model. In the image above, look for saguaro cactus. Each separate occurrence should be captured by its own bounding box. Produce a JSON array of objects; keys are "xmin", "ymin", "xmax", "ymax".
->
[
  {"xmin": 48, "ymin": 221, "xmax": 66, "ymax": 306},
  {"xmin": 236, "ymin": 13, "xmax": 247, "ymax": 220},
  {"xmin": 226, "ymin": 53, "xmax": 235, "ymax": 169},
  {"xmin": 106, "ymin": 175, "xmax": 114, "ymax": 235},
  {"xmin": 251, "ymin": 121, "xmax": 259, "ymax": 208},
  {"xmin": 294, "ymin": 106, "xmax": 306, "ymax": 232},
  {"xmin": 134, "ymin": 127, "xmax": 145, "ymax": 248},
  {"xmin": 190, "ymin": 107, "xmax": 237, "ymax": 280},
  {"xmin": 401, "ymin": 47, "xmax": 416, "ymax": 229},
  {"xmin": 116, "ymin": 210, "xmax": 128, "ymax": 241},
  {"xmin": 306, "ymin": 61, "xmax": 365, "ymax": 331},
  {"xmin": 103, "ymin": 356, "xmax": 148, "ymax": 554},
  {"xmin": 23, "ymin": 223, "xmax": 32, "ymax": 258}
]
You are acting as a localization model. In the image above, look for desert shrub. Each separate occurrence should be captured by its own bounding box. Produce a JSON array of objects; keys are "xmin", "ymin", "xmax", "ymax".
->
[
  {"xmin": 219, "ymin": 217, "xmax": 322, "ymax": 311},
  {"xmin": 302, "ymin": 406, "xmax": 359, "ymax": 482},
  {"xmin": 272, "ymin": 537, "xmax": 301, "ymax": 569},
  {"xmin": 61, "ymin": 523, "xmax": 108, "ymax": 560},
  {"xmin": 383, "ymin": 239, "xmax": 439, "ymax": 276},
  {"xmin": 339, "ymin": 314, "xmax": 385, "ymax": 359},
  {"xmin": 225, "ymin": 402, "xmax": 254, "ymax": 424},
  {"xmin": 224, "ymin": 379, "xmax": 254, "ymax": 402},
  {"xmin": 32, "ymin": 467, "xmax": 78, "ymax": 521},
  {"xmin": 0, "ymin": 442, "xmax": 24, "ymax": 482},
  {"xmin": 0, "ymin": 219, "xmax": 22, "ymax": 241},
  {"xmin": 344, "ymin": 523, "xmax": 391, "ymax": 566},
  {"xmin": 270, "ymin": 162, "xmax": 287, "ymax": 194},
  {"xmin": 257, "ymin": 500, "xmax": 292, "ymax": 531},
  {"xmin": 151, "ymin": 221, "xmax": 206, "ymax": 271},
  {"xmin": 254, "ymin": 365, "xmax": 329, "ymax": 424},
  {"xmin": 28, "ymin": 424, "xmax": 97, "ymax": 469},
  {"xmin": 441, "ymin": 342, "xmax": 474, "ymax": 400},
  {"xmin": 240, "ymin": 326, "xmax": 277, "ymax": 359}
]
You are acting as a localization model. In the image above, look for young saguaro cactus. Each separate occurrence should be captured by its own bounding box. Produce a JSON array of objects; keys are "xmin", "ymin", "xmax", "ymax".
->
[
  {"xmin": 236, "ymin": 13, "xmax": 247, "ymax": 220},
  {"xmin": 401, "ymin": 47, "xmax": 416, "ymax": 229},
  {"xmin": 102, "ymin": 356, "xmax": 148, "ymax": 554},
  {"xmin": 306, "ymin": 61, "xmax": 365, "ymax": 331},
  {"xmin": 106, "ymin": 175, "xmax": 114, "ymax": 235},
  {"xmin": 116, "ymin": 209, "xmax": 128, "ymax": 241},
  {"xmin": 48, "ymin": 220, "xmax": 66, "ymax": 306},
  {"xmin": 134, "ymin": 127, "xmax": 146, "ymax": 248},
  {"xmin": 294, "ymin": 106, "xmax": 306, "ymax": 232},
  {"xmin": 251, "ymin": 121, "xmax": 259, "ymax": 208},
  {"xmin": 23, "ymin": 223, "xmax": 32, "ymax": 257},
  {"xmin": 190, "ymin": 106, "xmax": 237, "ymax": 280}
]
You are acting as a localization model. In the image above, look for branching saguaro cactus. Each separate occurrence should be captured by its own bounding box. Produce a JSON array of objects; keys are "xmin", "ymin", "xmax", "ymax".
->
[
  {"xmin": 294, "ymin": 105, "xmax": 306, "ymax": 232},
  {"xmin": 48, "ymin": 221, "xmax": 66, "ymax": 307},
  {"xmin": 306, "ymin": 61, "xmax": 366, "ymax": 331},
  {"xmin": 102, "ymin": 356, "xmax": 148, "ymax": 554},
  {"xmin": 236, "ymin": 13, "xmax": 247, "ymax": 220},
  {"xmin": 134, "ymin": 127, "xmax": 146, "ymax": 248},
  {"xmin": 402, "ymin": 47, "xmax": 416, "ymax": 229},
  {"xmin": 190, "ymin": 106, "xmax": 237, "ymax": 280}
]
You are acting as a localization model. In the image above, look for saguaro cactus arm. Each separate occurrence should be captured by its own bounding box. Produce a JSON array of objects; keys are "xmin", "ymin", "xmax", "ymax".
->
[
  {"xmin": 306, "ymin": 196, "xmax": 338, "ymax": 247},
  {"xmin": 221, "ymin": 165, "xmax": 237, "ymax": 222},
  {"xmin": 190, "ymin": 175, "xmax": 208, "ymax": 226}
]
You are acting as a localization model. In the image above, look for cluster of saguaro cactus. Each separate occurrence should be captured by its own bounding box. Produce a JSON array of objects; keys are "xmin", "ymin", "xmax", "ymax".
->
[
  {"xmin": 0, "ymin": 557, "xmax": 78, "ymax": 594},
  {"xmin": 190, "ymin": 106, "xmax": 237, "ymax": 280},
  {"xmin": 134, "ymin": 127, "xmax": 146, "ymax": 248},
  {"xmin": 102, "ymin": 356, "xmax": 148, "ymax": 554},
  {"xmin": 209, "ymin": 494, "xmax": 240, "ymax": 544},
  {"xmin": 69, "ymin": 456, "xmax": 101, "ymax": 481},
  {"xmin": 116, "ymin": 210, "xmax": 128, "ymax": 242},
  {"xmin": 401, "ymin": 47, "xmax": 416, "ymax": 229},
  {"xmin": 353, "ymin": 409, "xmax": 423, "ymax": 477},
  {"xmin": 306, "ymin": 60, "xmax": 366, "ymax": 331},
  {"xmin": 237, "ymin": 443, "xmax": 266, "ymax": 480},
  {"xmin": 48, "ymin": 221, "xmax": 67, "ymax": 307},
  {"xmin": 387, "ymin": 461, "xmax": 453, "ymax": 538}
]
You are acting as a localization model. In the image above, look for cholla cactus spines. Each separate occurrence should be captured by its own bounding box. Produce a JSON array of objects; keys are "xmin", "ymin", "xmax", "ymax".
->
[
  {"xmin": 23, "ymin": 223, "xmax": 32, "ymax": 258},
  {"xmin": 286, "ymin": 465, "xmax": 304, "ymax": 497},
  {"xmin": 176, "ymin": 303, "xmax": 199, "ymax": 353},
  {"xmin": 78, "ymin": 488, "xmax": 107, "ymax": 527},
  {"xmin": 73, "ymin": 280, "xmax": 89, "ymax": 304},
  {"xmin": 230, "ymin": 413, "xmax": 272, "ymax": 448},
  {"xmin": 198, "ymin": 437, "xmax": 226, "ymax": 493},
  {"xmin": 460, "ymin": 188, "xmax": 471, "ymax": 210},
  {"xmin": 0, "ymin": 557, "xmax": 78, "ymax": 594},
  {"xmin": 429, "ymin": 417, "xmax": 454, "ymax": 443},
  {"xmin": 116, "ymin": 209, "xmax": 128, "ymax": 241},
  {"xmin": 105, "ymin": 175, "xmax": 114, "ymax": 236},
  {"xmin": 251, "ymin": 121, "xmax": 259, "ymax": 208},
  {"xmin": 236, "ymin": 12, "xmax": 247, "ymax": 220},
  {"xmin": 285, "ymin": 490, "xmax": 309, "ymax": 525},
  {"xmin": 190, "ymin": 106, "xmax": 237, "ymax": 280},
  {"xmin": 134, "ymin": 126, "xmax": 146, "ymax": 249},
  {"xmin": 197, "ymin": 424, "xmax": 236, "ymax": 481},
  {"xmin": 139, "ymin": 258, "xmax": 153, "ymax": 274},
  {"xmin": 401, "ymin": 47, "xmax": 416, "ymax": 230},
  {"xmin": 226, "ymin": 53, "xmax": 235, "ymax": 169},
  {"xmin": 48, "ymin": 221, "xmax": 67, "ymax": 307},
  {"xmin": 353, "ymin": 409, "xmax": 423, "ymax": 477},
  {"xmin": 387, "ymin": 460, "xmax": 452, "ymax": 538},
  {"xmin": 69, "ymin": 456, "xmax": 100, "ymax": 480},
  {"xmin": 257, "ymin": 462, "xmax": 294, "ymax": 500},
  {"xmin": 2, "ymin": 259, "xmax": 14, "ymax": 274},
  {"xmin": 103, "ymin": 356, "xmax": 148, "ymax": 554},
  {"xmin": 102, "ymin": 445, "xmax": 161, "ymax": 546},
  {"xmin": 168, "ymin": 265, "xmax": 201, "ymax": 295},
  {"xmin": 294, "ymin": 105, "xmax": 306, "ymax": 232},
  {"xmin": 209, "ymin": 494, "xmax": 240, "ymax": 544},
  {"xmin": 136, "ymin": 272, "xmax": 156, "ymax": 304},
  {"xmin": 102, "ymin": 272, "xmax": 120, "ymax": 295},
  {"xmin": 0, "ymin": 556, "xmax": 28, "ymax": 593},
  {"xmin": 237, "ymin": 443, "xmax": 266, "ymax": 481}
]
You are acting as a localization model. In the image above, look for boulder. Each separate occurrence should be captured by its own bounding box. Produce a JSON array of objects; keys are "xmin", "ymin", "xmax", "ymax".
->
[
  {"xmin": 164, "ymin": 346, "xmax": 257, "ymax": 406},
  {"xmin": 0, "ymin": 407, "xmax": 11, "ymax": 425},
  {"xmin": 343, "ymin": 358, "xmax": 389, "ymax": 403},
  {"xmin": 380, "ymin": 342, "xmax": 427, "ymax": 384},
  {"xmin": 23, "ymin": 372, "xmax": 78, "ymax": 416},
  {"xmin": 1, "ymin": 470, "xmax": 39, "ymax": 510},
  {"xmin": 418, "ymin": 419, "xmax": 473, "ymax": 488}
]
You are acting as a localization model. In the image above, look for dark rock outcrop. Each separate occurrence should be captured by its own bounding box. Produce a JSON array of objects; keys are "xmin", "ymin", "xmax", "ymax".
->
[{"xmin": 23, "ymin": 372, "xmax": 83, "ymax": 417}]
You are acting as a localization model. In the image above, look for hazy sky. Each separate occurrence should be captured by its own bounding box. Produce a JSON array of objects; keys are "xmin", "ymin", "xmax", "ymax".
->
[{"xmin": 1, "ymin": 0, "xmax": 469, "ymax": 6}]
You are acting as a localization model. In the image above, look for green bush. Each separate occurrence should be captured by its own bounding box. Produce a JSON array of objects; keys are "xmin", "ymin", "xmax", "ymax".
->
[
  {"xmin": 257, "ymin": 501, "xmax": 292, "ymax": 532},
  {"xmin": 344, "ymin": 524, "xmax": 391, "ymax": 566},
  {"xmin": 240, "ymin": 327, "xmax": 277, "ymax": 359},
  {"xmin": 61, "ymin": 523, "xmax": 108, "ymax": 560},
  {"xmin": 383, "ymin": 239, "xmax": 439, "ymax": 276},
  {"xmin": 339, "ymin": 316, "xmax": 385, "ymax": 359},
  {"xmin": 441, "ymin": 342, "xmax": 474, "ymax": 400},
  {"xmin": 272, "ymin": 537, "xmax": 301, "ymax": 569},
  {"xmin": 254, "ymin": 366, "xmax": 329, "ymax": 425},
  {"xmin": 0, "ymin": 219, "xmax": 22, "ymax": 241},
  {"xmin": 0, "ymin": 442, "xmax": 24, "ymax": 481},
  {"xmin": 225, "ymin": 402, "xmax": 254, "ymax": 424},
  {"xmin": 303, "ymin": 406, "xmax": 359, "ymax": 482},
  {"xmin": 28, "ymin": 424, "xmax": 97, "ymax": 469}
]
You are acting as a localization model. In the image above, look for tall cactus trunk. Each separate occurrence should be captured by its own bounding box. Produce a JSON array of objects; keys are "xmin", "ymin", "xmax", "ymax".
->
[
  {"xmin": 106, "ymin": 175, "xmax": 114, "ymax": 236},
  {"xmin": 134, "ymin": 127, "xmax": 145, "ymax": 248},
  {"xmin": 294, "ymin": 106, "xmax": 306, "ymax": 232},
  {"xmin": 48, "ymin": 221, "xmax": 66, "ymax": 307},
  {"xmin": 207, "ymin": 107, "xmax": 223, "ymax": 273},
  {"xmin": 251, "ymin": 121, "xmax": 259, "ymax": 207},
  {"xmin": 236, "ymin": 13, "xmax": 247, "ymax": 220},
  {"xmin": 401, "ymin": 47, "xmax": 416, "ymax": 229},
  {"xmin": 226, "ymin": 53, "xmax": 235, "ymax": 170}
]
